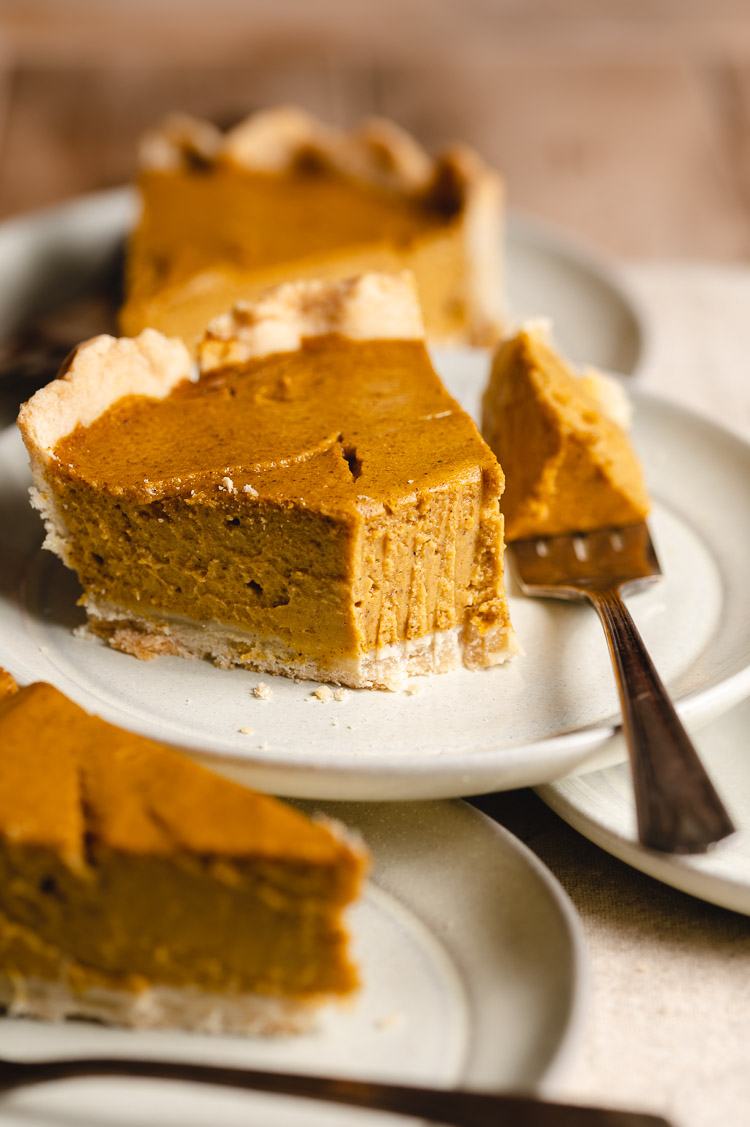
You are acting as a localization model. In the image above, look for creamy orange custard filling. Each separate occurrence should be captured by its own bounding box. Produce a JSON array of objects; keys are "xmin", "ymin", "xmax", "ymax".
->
[
  {"xmin": 55, "ymin": 338, "xmax": 484, "ymax": 503},
  {"xmin": 0, "ymin": 672, "xmax": 367, "ymax": 1033},
  {"xmin": 131, "ymin": 164, "xmax": 456, "ymax": 293},
  {"xmin": 120, "ymin": 107, "xmax": 504, "ymax": 348},
  {"xmin": 51, "ymin": 337, "xmax": 511, "ymax": 671},
  {"xmin": 20, "ymin": 274, "xmax": 518, "ymax": 689},
  {"xmin": 482, "ymin": 325, "xmax": 650, "ymax": 540}
]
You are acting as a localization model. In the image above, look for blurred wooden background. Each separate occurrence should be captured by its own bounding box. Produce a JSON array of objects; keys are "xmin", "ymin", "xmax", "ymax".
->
[{"xmin": 1, "ymin": 0, "xmax": 750, "ymax": 260}]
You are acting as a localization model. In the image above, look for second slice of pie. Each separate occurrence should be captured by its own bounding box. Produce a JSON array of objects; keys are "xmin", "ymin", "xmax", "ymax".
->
[
  {"xmin": 19, "ymin": 273, "xmax": 518, "ymax": 690},
  {"xmin": 0, "ymin": 669, "xmax": 366, "ymax": 1033},
  {"xmin": 120, "ymin": 106, "xmax": 504, "ymax": 350}
]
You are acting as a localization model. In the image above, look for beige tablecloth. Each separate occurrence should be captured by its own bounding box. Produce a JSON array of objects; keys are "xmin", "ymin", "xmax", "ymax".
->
[{"xmin": 482, "ymin": 262, "xmax": 750, "ymax": 1127}]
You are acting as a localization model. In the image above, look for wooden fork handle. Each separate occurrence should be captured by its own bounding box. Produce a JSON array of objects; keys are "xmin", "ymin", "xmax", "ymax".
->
[{"xmin": 587, "ymin": 586, "xmax": 735, "ymax": 853}]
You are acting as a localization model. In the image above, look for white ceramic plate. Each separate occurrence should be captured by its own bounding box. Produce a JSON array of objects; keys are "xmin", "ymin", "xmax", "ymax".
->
[
  {"xmin": 537, "ymin": 696, "xmax": 750, "ymax": 916},
  {"xmin": 0, "ymin": 800, "xmax": 586, "ymax": 1126},
  {"xmin": 2, "ymin": 387, "xmax": 750, "ymax": 799},
  {"xmin": 0, "ymin": 186, "xmax": 647, "ymax": 376}
]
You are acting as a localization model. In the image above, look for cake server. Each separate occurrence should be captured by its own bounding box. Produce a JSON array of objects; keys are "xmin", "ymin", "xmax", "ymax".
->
[
  {"xmin": 0, "ymin": 1054, "xmax": 670, "ymax": 1126},
  {"xmin": 510, "ymin": 521, "xmax": 735, "ymax": 853}
]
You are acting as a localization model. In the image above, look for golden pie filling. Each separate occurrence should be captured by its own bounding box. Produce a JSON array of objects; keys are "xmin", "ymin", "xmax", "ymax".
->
[
  {"xmin": 19, "ymin": 275, "xmax": 518, "ymax": 689},
  {"xmin": 124, "ymin": 163, "xmax": 463, "ymax": 341},
  {"xmin": 482, "ymin": 326, "xmax": 650, "ymax": 540},
  {"xmin": 0, "ymin": 672, "xmax": 367, "ymax": 1033},
  {"xmin": 120, "ymin": 107, "xmax": 504, "ymax": 349},
  {"xmin": 41, "ymin": 329, "xmax": 516, "ymax": 688}
]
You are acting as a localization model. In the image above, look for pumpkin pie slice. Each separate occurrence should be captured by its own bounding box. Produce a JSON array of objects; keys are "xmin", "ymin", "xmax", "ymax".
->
[
  {"xmin": 481, "ymin": 324, "xmax": 650, "ymax": 541},
  {"xmin": 119, "ymin": 106, "xmax": 504, "ymax": 349},
  {"xmin": 19, "ymin": 273, "xmax": 518, "ymax": 690},
  {"xmin": 0, "ymin": 669, "xmax": 367, "ymax": 1033}
]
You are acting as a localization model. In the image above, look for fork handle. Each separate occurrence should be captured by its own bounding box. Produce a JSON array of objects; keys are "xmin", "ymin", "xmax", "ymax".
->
[
  {"xmin": 587, "ymin": 587, "xmax": 735, "ymax": 853},
  {"xmin": 0, "ymin": 1057, "xmax": 670, "ymax": 1127}
]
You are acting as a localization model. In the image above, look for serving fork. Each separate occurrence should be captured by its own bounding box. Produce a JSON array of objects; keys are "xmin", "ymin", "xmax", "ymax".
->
[
  {"xmin": 510, "ymin": 521, "xmax": 735, "ymax": 854},
  {"xmin": 0, "ymin": 1054, "xmax": 670, "ymax": 1126}
]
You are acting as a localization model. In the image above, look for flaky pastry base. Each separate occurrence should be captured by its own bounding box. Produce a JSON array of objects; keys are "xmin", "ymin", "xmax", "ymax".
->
[
  {"xmin": 0, "ymin": 973, "xmax": 321, "ymax": 1036},
  {"xmin": 80, "ymin": 595, "xmax": 518, "ymax": 693}
]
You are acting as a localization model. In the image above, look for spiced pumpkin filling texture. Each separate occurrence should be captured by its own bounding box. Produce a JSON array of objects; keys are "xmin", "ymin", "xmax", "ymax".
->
[
  {"xmin": 19, "ymin": 273, "xmax": 519, "ymax": 690},
  {"xmin": 120, "ymin": 106, "xmax": 505, "ymax": 350},
  {"xmin": 0, "ymin": 669, "xmax": 367, "ymax": 1034}
]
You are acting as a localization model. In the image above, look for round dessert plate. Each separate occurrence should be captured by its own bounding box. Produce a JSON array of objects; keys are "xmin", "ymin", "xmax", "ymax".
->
[
  {"xmin": 537, "ymin": 696, "xmax": 750, "ymax": 916},
  {"xmin": 2, "ymin": 385, "xmax": 750, "ymax": 799},
  {"xmin": 0, "ymin": 800, "xmax": 586, "ymax": 1126}
]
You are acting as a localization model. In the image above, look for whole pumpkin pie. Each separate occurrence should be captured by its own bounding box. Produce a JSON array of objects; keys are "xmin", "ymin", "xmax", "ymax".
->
[
  {"xmin": 0, "ymin": 669, "xmax": 366, "ymax": 1033},
  {"xmin": 119, "ymin": 106, "xmax": 504, "ymax": 349},
  {"xmin": 481, "ymin": 324, "xmax": 650, "ymax": 541},
  {"xmin": 19, "ymin": 273, "xmax": 518, "ymax": 690}
]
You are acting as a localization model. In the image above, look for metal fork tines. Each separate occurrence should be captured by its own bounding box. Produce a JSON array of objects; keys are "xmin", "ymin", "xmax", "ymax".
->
[{"xmin": 510, "ymin": 522, "xmax": 735, "ymax": 854}]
